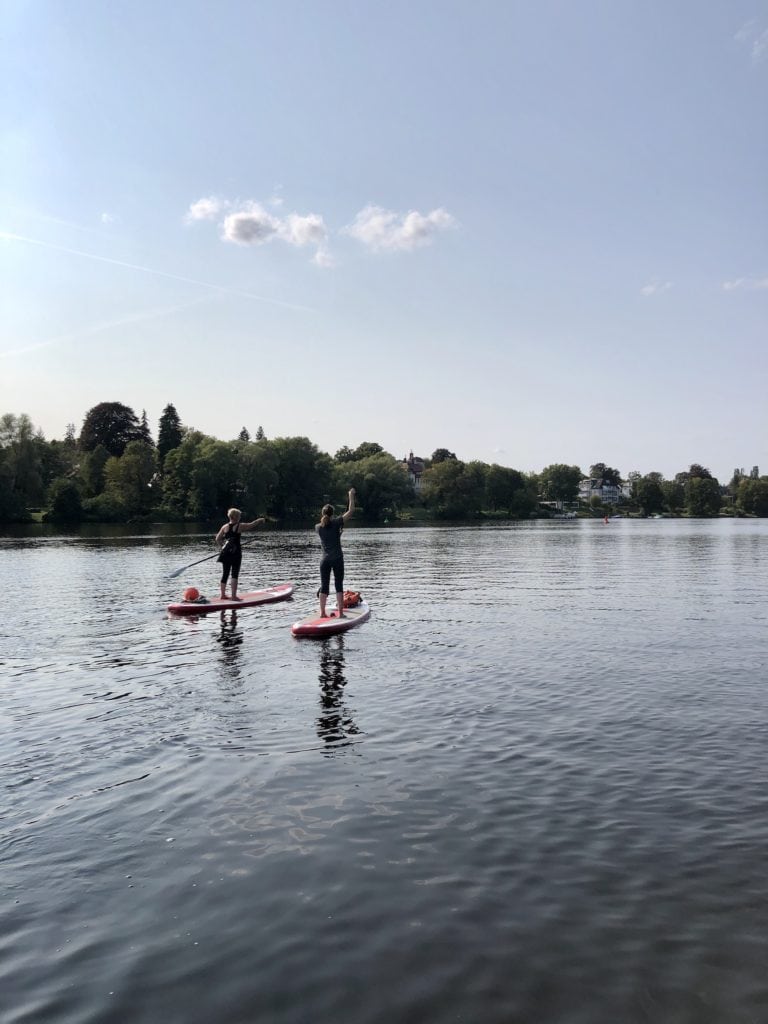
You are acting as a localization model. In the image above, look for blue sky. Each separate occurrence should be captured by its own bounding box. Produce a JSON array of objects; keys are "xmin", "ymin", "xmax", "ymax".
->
[{"xmin": 2, "ymin": 0, "xmax": 766, "ymax": 481}]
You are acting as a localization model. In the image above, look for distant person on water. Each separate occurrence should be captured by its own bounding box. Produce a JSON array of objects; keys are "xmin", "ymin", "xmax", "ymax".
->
[
  {"xmin": 316, "ymin": 489, "xmax": 355, "ymax": 618},
  {"xmin": 215, "ymin": 508, "xmax": 266, "ymax": 600}
]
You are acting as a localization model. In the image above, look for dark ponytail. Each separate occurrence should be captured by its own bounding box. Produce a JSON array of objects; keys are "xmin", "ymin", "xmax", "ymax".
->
[{"xmin": 320, "ymin": 503, "xmax": 334, "ymax": 528}]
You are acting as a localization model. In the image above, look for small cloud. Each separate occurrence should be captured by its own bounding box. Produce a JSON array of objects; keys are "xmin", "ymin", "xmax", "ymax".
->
[
  {"xmin": 279, "ymin": 212, "xmax": 327, "ymax": 248},
  {"xmin": 207, "ymin": 199, "xmax": 331, "ymax": 264},
  {"xmin": 312, "ymin": 247, "xmax": 335, "ymax": 269},
  {"xmin": 640, "ymin": 281, "xmax": 673, "ymax": 296},
  {"xmin": 734, "ymin": 20, "xmax": 768, "ymax": 62},
  {"xmin": 185, "ymin": 196, "xmax": 228, "ymax": 223},
  {"xmin": 100, "ymin": 212, "xmax": 115, "ymax": 225},
  {"xmin": 221, "ymin": 203, "xmax": 280, "ymax": 245},
  {"xmin": 722, "ymin": 276, "xmax": 768, "ymax": 291},
  {"xmin": 344, "ymin": 204, "xmax": 457, "ymax": 252}
]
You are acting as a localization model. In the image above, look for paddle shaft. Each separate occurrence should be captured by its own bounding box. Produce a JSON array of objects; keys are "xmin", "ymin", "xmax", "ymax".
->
[{"xmin": 167, "ymin": 536, "xmax": 259, "ymax": 579}]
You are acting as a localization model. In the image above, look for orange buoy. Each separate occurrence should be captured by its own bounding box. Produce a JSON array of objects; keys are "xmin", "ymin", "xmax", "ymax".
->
[{"xmin": 183, "ymin": 586, "xmax": 200, "ymax": 602}]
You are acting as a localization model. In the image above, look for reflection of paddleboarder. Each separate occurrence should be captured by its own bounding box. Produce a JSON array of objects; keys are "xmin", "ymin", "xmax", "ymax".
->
[
  {"xmin": 317, "ymin": 637, "xmax": 360, "ymax": 751},
  {"xmin": 316, "ymin": 489, "xmax": 355, "ymax": 619},
  {"xmin": 215, "ymin": 508, "xmax": 266, "ymax": 600}
]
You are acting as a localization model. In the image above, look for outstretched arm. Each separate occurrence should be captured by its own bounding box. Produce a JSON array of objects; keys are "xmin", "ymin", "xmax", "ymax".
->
[
  {"xmin": 240, "ymin": 516, "xmax": 266, "ymax": 532},
  {"xmin": 342, "ymin": 488, "xmax": 356, "ymax": 522}
]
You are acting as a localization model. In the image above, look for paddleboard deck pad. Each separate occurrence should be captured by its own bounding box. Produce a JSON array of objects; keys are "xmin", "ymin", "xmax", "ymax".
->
[
  {"xmin": 291, "ymin": 600, "xmax": 371, "ymax": 637},
  {"xmin": 168, "ymin": 582, "xmax": 294, "ymax": 616}
]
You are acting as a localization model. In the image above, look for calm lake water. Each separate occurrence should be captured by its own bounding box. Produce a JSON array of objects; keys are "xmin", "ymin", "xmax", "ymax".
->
[{"xmin": 1, "ymin": 519, "xmax": 767, "ymax": 1024}]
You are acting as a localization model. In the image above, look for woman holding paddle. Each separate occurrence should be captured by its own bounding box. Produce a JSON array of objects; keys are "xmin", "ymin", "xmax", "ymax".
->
[
  {"xmin": 215, "ymin": 508, "xmax": 266, "ymax": 600},
  {"xmin": 316, "ymin": 489, "xmax": 355, "ymax": 618}
]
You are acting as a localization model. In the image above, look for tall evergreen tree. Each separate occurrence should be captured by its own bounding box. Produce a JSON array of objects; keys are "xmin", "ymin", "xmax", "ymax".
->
[
  {"xmin": 238, "ymin": 427, "xmax": 251, "ymax": 442},
  {"xmin": 138, "ymin": 409, "xmax": 154, "ymax": 445},
  {"xmin": 157, "ymin": 403, "xmax": 183, "ymax": 467}
]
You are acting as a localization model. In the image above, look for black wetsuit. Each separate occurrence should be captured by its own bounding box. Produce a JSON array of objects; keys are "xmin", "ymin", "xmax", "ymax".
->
[
  {"xmin": 218, "ymin": 522, "xmax": 242, "ymax": 584},
  {"xmin": 316, "ymin": 516, "xmax": 344, "ymax": 595}
]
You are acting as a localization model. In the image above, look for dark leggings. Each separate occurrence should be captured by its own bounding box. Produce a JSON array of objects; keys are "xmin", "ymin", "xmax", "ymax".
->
[
  {"xmin": 320, "ymin": 556, "xmax": 344, "ymax": 596},
  {"xmin": 220, "ymin": 554, "xmax": 242, "ymax": 585}
]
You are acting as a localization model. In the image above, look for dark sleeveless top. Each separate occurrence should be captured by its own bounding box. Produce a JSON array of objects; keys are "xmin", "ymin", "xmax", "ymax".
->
[{"xmin": 222, "ymin": 522, "xmax": 242, "ymax": 556}]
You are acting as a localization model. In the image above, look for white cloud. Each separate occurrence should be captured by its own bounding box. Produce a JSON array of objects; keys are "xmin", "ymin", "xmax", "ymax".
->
[
  {"xmin": 754, "ymin": 29, "xmax": 768, "ymax": 60},
  {"xmin": 344, "ymin": 204, "xmax": 457, "ymax": 252},
  {"xmin": 279, "ymin": 212, "xmax": 327, "ymax": 247},
  {"xmin": 722, "ymin": 276, "xmax": 768, "ymax": 291},
  {"xmin": 734, "ymin": 20, "xmax": 768, "ymax": 61},
  {"xmin": 312, "ymin": 248, "xmax": 335, "ymax": 269},
  {"xmin": 185, "ymin": 196, "xmax": 228, "ymax": 223},
  {"xmin": 221, "ymin": 203, "xmax": 280, "ymax": 245},
  {"xmin": 189, "ymin": 195, "xmax": 331, "ymax": 264},
  {"xmin": 640, "ymin": 281, "xmax": 673, "ymax": 296},
  {"xmin": 100, "ymin": 212, "xmax": 115, "ymax": 225}
]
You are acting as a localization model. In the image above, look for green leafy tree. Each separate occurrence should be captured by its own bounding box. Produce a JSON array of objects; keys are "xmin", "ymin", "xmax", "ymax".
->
[
  {"xmin": 104, "ymin": 441, "xmax": 158, "ymax": 515},
  {"xmin": 255, "ymin": 425, "xmax": 266, "ymax": 441},
  {"xmin": 539, "ymin": 464, "xmax": 583, "ymax": 503},
  {"xmin": 334, "ymin": 445, "xmax": 356, "ymax": 463},
  {"xmin": 189, "ymin": 439, "xmax": 241, "ymax": 520},
  {"xmin": 334, "ymin": 442, "xmax": 387, "ymax": 463},
  {"xmin": 431, "ymin": 448, "xmax": 457, "ymax": 464},
  {"xmin": 353, "ymin": 441, "xmax": 385, "ymax": 460},
  {"xmin": 46, "ymin": 478, "xmax": 84, "ymax": 522},
  {"xmin": 161, "ymin": 431, "xmax": 208, "ymax": 517},
  {"xmin": 634, "ymin": 475, "xmax": 665, "ymax": 514},
  {"xmin": 238, "ymin": 427, "xmax": 251, "ymax": 443},
  {"xmin": 685, "ymin": 476, "xmax": 722, "ymax": 516},
  {"xmin": 237, "ymin": 441, "xmax": 279, "ymax": 514},
  {"xmin": 736, "ymin": 477, "xmax": 768, "ymax": 517},
  {"xmin": 333, "ymin": 453, "xmax": 412, "ymax": 520},
  {"xmin": 662, "ymin": 479, "xmax": 685, "ymax": 512},
  {"xmin": 268, "ymin": 437, "xmax": 333, "ymax": 518},
  {"xmin": 589, "ymin": 463, "xmax": 621, "ymax": 486},
  {"xmin": 157, "ymin": 404, "xmax": 183, "ymax": 467},
  {"xmin": 81, "ymin": 444, "xmax": 110, "ymax": 497},
  {"xmin": 485, "ymin": 464, "xmax": 535, "ymax": 516},
  {"xmin": 0, "ymin": 449, "xmax": 26, "ymax": 521},
  {"xmin": 422, "ymin": 459, "xmax": 487, "ymax": 518},
  {"xmin": 41, "ymin": 439, "xmax": 78, "ymax": 491},
  {"xmin": 79, "ymin": 402, "xmax": 142, "ymax": 457},
  {"xmin": 0, "ymin": 413, "xmax": 45, "ymax": 507}
]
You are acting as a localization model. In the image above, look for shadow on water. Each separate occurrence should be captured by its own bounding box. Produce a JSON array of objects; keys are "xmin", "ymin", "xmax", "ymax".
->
[{"xmin": 316, "ymin": 636, "xmax": 362, "ymax": 753}]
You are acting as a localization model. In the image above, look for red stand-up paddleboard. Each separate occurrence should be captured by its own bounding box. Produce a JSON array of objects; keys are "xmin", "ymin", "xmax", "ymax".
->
[
  {"xmin": 168, "ymin": 582, "xmax": 294, "ymax": 616},
  {"xmin": 291, "ymin": 601, "xmax": 371, "ymax": 638}
]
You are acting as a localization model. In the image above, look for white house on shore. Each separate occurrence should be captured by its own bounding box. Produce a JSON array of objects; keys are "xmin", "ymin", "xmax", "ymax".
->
[{"xmin": 579, "ymin": 478, "xmax": 632, "ymax": 505}]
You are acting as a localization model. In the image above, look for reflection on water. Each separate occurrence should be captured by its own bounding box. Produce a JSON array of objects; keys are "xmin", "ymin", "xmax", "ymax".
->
[
  {"xmin": 215, "ymin": 610, "xmax": 244, "ymax": 680},
  {"xmin": 316, "ymin": 637, "xmax": 361, "ymax": 752}
]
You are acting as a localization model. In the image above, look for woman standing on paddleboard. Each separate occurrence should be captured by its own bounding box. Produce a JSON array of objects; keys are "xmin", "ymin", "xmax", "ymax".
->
[
  {"xmin": 316, "ymin": 489, "xmax": 355, "ymax": 618},
  {"xmin": 215, "ymin": 508, "xmax": 266, "ymax": 600}
]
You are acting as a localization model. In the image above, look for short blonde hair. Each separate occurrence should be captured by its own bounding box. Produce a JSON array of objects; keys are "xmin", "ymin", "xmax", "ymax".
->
[{"xmin": 227, "ymin": 508, "xmax": 242, "ymax": 521}]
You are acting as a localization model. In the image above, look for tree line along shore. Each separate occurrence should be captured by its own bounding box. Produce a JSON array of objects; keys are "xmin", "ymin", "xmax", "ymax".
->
[{"xmin": 1, "ymin": 403, "xmax": 766, "ymax": 525}]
